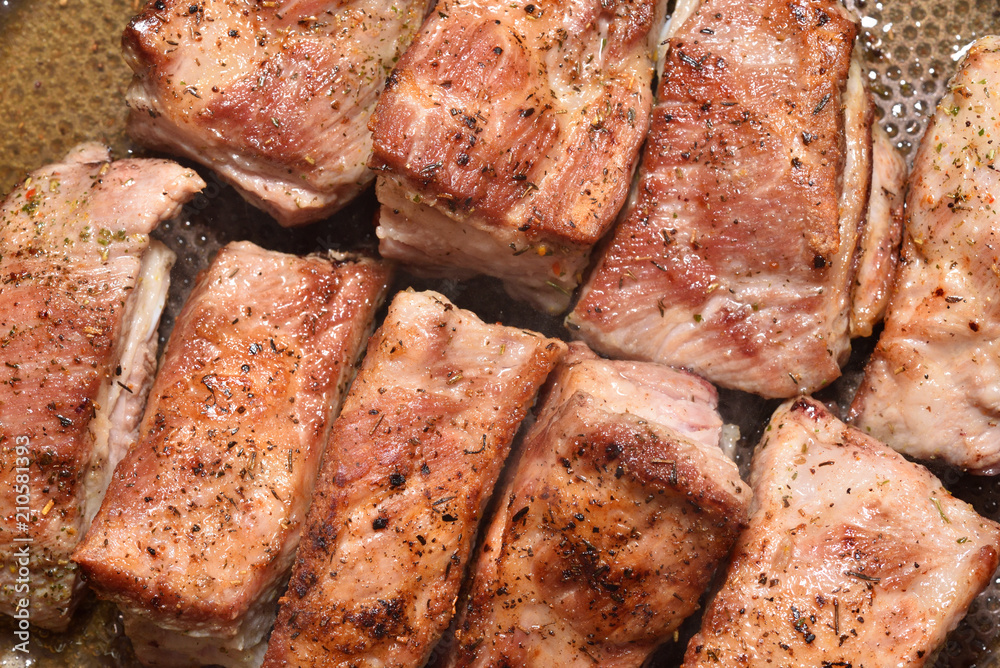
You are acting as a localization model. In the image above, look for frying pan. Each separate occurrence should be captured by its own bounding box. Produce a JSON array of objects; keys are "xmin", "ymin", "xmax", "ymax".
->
[{"xmin": 0, "ymin": 0, "xmax": 998, "ymax": 665}]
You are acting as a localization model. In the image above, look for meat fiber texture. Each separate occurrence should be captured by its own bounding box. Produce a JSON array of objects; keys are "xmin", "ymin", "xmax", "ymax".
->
[
  {"xmin": 685, "ymin": 397, "xmax": 1000, "ymax": 667},
  {"xmin": 73, "ymin": 242, "xmax": 391, "ymax": 666},
  {"xmin": 123, "ymin": 0, "xmax": 429, "ymax": 226},
  {"xmin": 851, "ymin": 37, "xmax": 1000, "ymax": 473},
  {"xmin": 0, "ymin": 144, "xmax": 202, "ymax": 630},
  {"xmin": 443, "ymin": 342, "xmax": 750, "ymax": 667},
  {"xmin": 264, "ymin": 289, "xmax": 566, "ymax": 668},
  {"xmin": 568, "ymin": 0, "xmax": 903, "ymax": 398},
  {"xmin": 370, "ymin": 0, "xmax": 668, "ymax": 313}
]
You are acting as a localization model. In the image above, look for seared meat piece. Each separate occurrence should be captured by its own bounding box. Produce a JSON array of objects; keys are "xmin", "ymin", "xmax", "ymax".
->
[
  {"xmin": 369, "ymin": 0, "xmax": 668, "ymax": 313},
  {"xmin": 567, "ymin": 0, "xmax": 882, "ymax": 397},
  {"xmin": 684, "ymin": 397, "xmax": 1000, "ymax": 668},
  {"xmin": 849, "ymin": 125, "xmax": 907, "ymax": 337},
  {"xmin": 851, "ymin": 38, "xmax": 1000, "ymax": 472},
  {"xmin": 0, "ymin": 144, "xmax": 201, "ymax": 630},
  {"xmin": 123, "ymin": 0, "xmax": 428, "ymax": 226},
  {"xmin": 73, "ymin": 243, "xmax": 391, "ymax": 666},
  {"xmin": 263, "ymin": 290, "xmax": 566, "ymax": 667},
  {"xmin": 444, "ymin": 343, "xmax": 750, "ymax": 667}
]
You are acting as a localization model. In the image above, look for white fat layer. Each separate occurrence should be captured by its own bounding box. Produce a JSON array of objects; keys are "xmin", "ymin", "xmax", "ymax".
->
[
  {"xmin": 719, "ymin": 423, "xmax": 741, "ymax": 461},
  {"xmin": 657, "ymin": 0, "xmax": 701, "ymax": 75},
  {"xmin": 124, "ymin": 580, "xmax": 283, "ymax": 668},
  {"xmin": 839, "ymin": 53, "xmax": 870, "ymax": 250},
  {"xmin": 82, "ymin": 242, "xmax": 175, "ymax": 534},
  {"xmin": 376, "ymin": 176, "xmax": 581, "ymax": 314},
  {"xmin": 835, "ymin": 50, "xmax": 871, "ymax": 339}
]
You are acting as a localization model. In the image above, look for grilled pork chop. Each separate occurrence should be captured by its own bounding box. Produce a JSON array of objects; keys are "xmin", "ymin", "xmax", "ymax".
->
[
  {"xmin": 443, "ymin": 343, "xmax": 750, "ymax": 667},
  {"xmin": 0, "ymin": 144, "xmax": 201, "ymax": 630},
  {"xmin": 851, "ymin": 37, "xmax": 1000, "ymax": 473},
  {"xmin": 73, "ymin": 243, "xmax": 391, "ymax": 666},
  {"xmin": 123, "ymin": 0, "xmax": 428, "ymax": 226},
  {"xmin": 263, "ymin": 290, "xmax": 566, "ymax": 667},
  {"xmin": 685, "ymin": 397, "xmax": 1000, "ymax": 667},
  {"xmin": 369, "ymin": 0, "xmax": 668, "ymax": 313},
  {"xmin": 567, "ymin": 0, "xmax": 888, "ymax": 398}
]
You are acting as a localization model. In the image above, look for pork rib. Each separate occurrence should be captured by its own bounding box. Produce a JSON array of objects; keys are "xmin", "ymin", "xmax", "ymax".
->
[
  {"xmin": 263, "ymin": 290, "xmax": 566, "ymax": 667},
  {"xmin": 444, "ymin": 343, "xmax": 750, "ymax": 667},
  {"xmin": 685, "ymin": 397, "xmax": 1000, "ymax": 667},
  {"xmin": 123, "ymin": 0, "xmax": 429, "ymax": 226},
  {"xmin": 369, "ymin": 0, "xmax": 668, "ymax": 312},
  {"xmin": 850, "ymin": 37, "xmax": 1000, "ymax": 473},
  {"xmin": 73, "ymin": 242, "xmax": 391, "ymax": 666},
  {"xmin": 0, "ymin": 144, "xmax": 202, "ymax": 630},
  {"xmin": 567, "ymin": 0, "xmax": 880, "ymax": 398}
]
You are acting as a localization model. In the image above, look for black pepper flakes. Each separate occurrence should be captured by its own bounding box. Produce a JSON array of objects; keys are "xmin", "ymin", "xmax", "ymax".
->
[{"xmin": 813, "ymin": 93, "xmax": 832, "ymax": 115}]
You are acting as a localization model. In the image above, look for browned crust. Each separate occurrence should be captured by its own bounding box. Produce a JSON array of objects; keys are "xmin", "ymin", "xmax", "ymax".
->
[
  {"xmin": 450, "ymin": 391, "xmax": 749, "ymax": 666},
  {"xmin": 652, "ymin": 0, "xmax": 856, "ymax": 262},
  {"xmin": 568, "ymin": 0, "xmax": 859, "ymax": 397},
  {"xmin": 368, "ymin": 0, "xmax": 658, "ymax": 246},
  {"xmin": 263, "ymin": 292, "xmax": 566, "ymax": 667},
  {"xmin": 73, "ymin": 245, "xmax": 392, "ymax": 625}
]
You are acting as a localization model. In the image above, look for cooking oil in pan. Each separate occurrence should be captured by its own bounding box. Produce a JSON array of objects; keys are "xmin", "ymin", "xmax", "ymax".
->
[
  {"xmin": 0, "ymin": 0, "xmax": 999, "ymax": 666},
  {"xmin": 0, "ymin": 0, "xmax": 137, "ymax": 194}
]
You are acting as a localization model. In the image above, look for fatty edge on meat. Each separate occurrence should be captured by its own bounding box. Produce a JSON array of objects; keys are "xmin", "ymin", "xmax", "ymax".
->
[
  {"xmin": 851, "ymin": 37, "xmax": 1000, "ymax": 473},
  {"xmin": 443, "ymin": 343, "xmax": 750, "ymax": 667},
  {"xmin": 567, "ymin": 0, "xmax": 905, "ymax": 398},
  {"xmin": 0, "ymin": 144, "xmax": 203, "ymax": 630},
  {"xmin": 73, "ymin": 243, "xmax": 392, "ymax": 667},
  {"xmin": 123, "ymin": 0, "xmax": 429, "ymax": 226}
]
